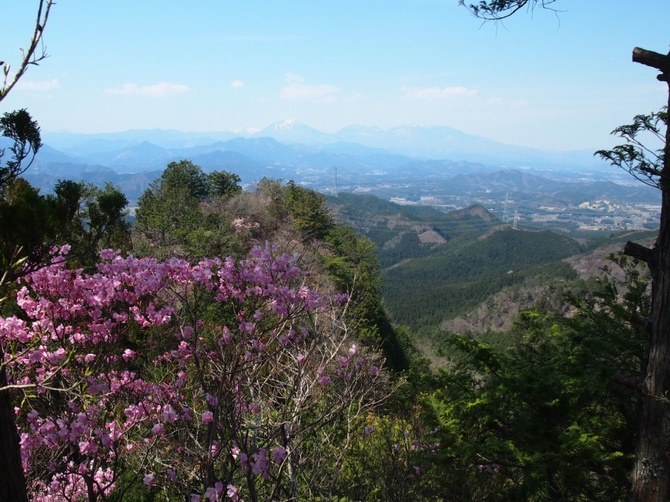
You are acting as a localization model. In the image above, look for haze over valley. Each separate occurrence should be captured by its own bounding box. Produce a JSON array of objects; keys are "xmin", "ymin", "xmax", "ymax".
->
[{"xmin": 29, "ymin": 120, "xmax": 661, "ymax": 234}]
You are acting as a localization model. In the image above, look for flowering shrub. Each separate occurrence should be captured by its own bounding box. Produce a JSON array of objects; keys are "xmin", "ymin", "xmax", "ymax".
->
[
  {"xmin": 1, "ymin": 244, "xmax": 387, "ymax": 500},
  {"xmin": 334, "ymin": 413, "xmax": 443, "ymax": 500}
]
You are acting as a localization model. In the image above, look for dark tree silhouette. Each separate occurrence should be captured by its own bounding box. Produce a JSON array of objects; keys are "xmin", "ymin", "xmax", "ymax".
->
[
  {"xmin": 459, "ymin": 0, "xmax": 557, "ymax": 21},
  {"xmin": 0, "ymin": 109, "xmax": 42, "ymax": 190}
]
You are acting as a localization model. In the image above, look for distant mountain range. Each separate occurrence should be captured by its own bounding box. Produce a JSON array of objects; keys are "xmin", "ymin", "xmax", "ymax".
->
[
  {"xmin": 41, "ymin": 120, "xmax": 607, "ymax": 172},
  {"xmin": 23, "ymin": 119, "xmax": 657, "ymax": 218}
]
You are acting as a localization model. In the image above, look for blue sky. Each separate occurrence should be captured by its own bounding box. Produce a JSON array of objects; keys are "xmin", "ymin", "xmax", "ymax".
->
[{"xmin": 2, "ymin": 0, "xmax": 669, "ymax": 150}]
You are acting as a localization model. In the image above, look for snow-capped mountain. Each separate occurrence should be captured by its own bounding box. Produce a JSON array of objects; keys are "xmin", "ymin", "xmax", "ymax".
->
[{"xmin": 255, "ymin": 119, "xmax": 331, "ymax": 144}]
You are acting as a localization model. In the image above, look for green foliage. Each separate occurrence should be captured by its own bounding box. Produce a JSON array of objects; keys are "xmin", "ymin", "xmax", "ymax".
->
[
  {"xmin": 49, "ymin": 180, "xmax": 130, "ymax": 269},
  {"xmin": 0, "ymin": 177, "xmax": 130, "ymax": 280},
  {"xmin": 330, "ymin": 193, "xmax": 499, "ymax": 269},
  {"xmin": 107, "ymin": 471, "xmax": 164, "ymax": 502},
  {"xmin": 332, "ymin": 192, "xmax": 440, "ymax": 218},
  {"xmin": 136, "ymin": 181, "xmax": 195, "ymax": 245},
  {"xmin": 376, "ymin": 231, "xmax": 441, "ymax": 269},
  {"xmin": 332, "ymin": 193, "xmax": 493, "ymax": 228},
  {"xmin": 0, "ymin": 109, "xmax": 42, "ymax": 191},
  {"xmin": 596, "ymin": 108, "xmax": 667, "ymax": 190},
  {"xmin": 159, "ymin": 160, "xmax": 211, "ymax": 200},
  {"xmin": 0, "ymin": 111, "xmax": 47, "ymax": 274},
  {"xmin": 0, "ymin": 179, "xmax": 56, "ymax": 275},
  {"xmin": 383, "ymin": 228, "xmax": 580, "ymax": 331},
  {"xmin": 208, "ymin": 170, "xmax": 242, "ymax": 197},
  {"xmin": 324, "ymin": 224, "xmax": 411, "ymax": 371},
  {"xmin": 133, "ymin": 160, "xmax": 240, "ymax": 260},
  {"xmin": 255, "ymin": 177, "xmax": 289, "ymax": 220},
  {"xmin": 87, "ymin": 183, "xmax": 131, "ymax": 246},
  {"xmin": 424, "ymin": 255, "xmax": 648, "ymax": 500},
  {"xmin": 336, "ymin": 413, "xmax": 443, "ymax": 501},
  {"xmin": 285, "ymin": 181, "xmax": 334, "ymax": 240}
]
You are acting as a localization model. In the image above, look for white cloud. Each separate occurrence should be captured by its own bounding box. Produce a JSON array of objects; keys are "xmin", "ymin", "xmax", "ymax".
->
[
  {"xmin": 401, "ymin": 85, "xmax": 478, "ymax": 100},
  {"xmin": 486, "ymin": 96, "xmax": 529, "ymax": 108},
  {"xmin": 280, "ymin": 74, "xmax": 341, "ymax": 103},
  {"xmin": 104, "ymin": 82, "xmax": 190, "ymax": 98},
  {"xmin": 231, "ymin": 79, "xmax": 246, "ymax": 89},
  {"xmin": 16, "ymin": 79, "xmax": 59, "ymax": 92}
]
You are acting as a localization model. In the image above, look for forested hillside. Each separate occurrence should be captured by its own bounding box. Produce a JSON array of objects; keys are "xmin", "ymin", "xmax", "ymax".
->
[
  {"xmin": 330, "ymin": 192, "xmax": 584, "ymax": 333},
  {"xmin": 383, "ymin": 227, "xmax": 581, "ymax": 331},
  {"xmin": 3, "ymin": 0, "xmax": 669, "ymax": 499},
  {"xmin": 0, "ymin": 113, "xmax": 654, "ymax": 501},
  {"xmin": 329, "ymin": 193, "xmax": 499, "ymax": 267},
  {"xmin": 329, "ymin": 192, "xmax": 658, "ymax": 346},
  {"xmin": 0, "ymin": 134, "xmax": 653, "ymax": 499}
]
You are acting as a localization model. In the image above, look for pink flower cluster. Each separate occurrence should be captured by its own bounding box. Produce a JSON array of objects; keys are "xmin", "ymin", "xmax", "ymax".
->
[{"xmin": 0, "ymin": 243, "xmax": 382, "ymax": 500}]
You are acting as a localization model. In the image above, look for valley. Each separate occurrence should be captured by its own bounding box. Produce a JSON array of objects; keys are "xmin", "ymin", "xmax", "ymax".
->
[
  {"xmin": 21, "ymin": 124, "xmax": 660, "ymax": 338},
  {"xmin": 328, "ymin": 190, "xmax": 657, "ymax": 341},
  {"xmin": 26, "ymin": 122, "xmax": 661, "ymax": 235}
]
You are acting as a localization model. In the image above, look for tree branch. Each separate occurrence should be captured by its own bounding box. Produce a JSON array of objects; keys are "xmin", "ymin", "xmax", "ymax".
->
[
  {"xmin": 0, "ymin": 0, "xmax": 55, "ymax": 102},
  {"xmin": 623, "ymin": 241, "xmax": 654, "ymax": 264},
  {"xmin": 633, "ymin": 47, "xmax": 670, "ymax": 83},
  {"xmin": 459, "ymin": 0, "xmax": 558, "ymax": 21}
]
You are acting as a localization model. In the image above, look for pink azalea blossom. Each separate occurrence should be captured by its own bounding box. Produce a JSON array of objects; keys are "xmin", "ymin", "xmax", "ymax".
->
[
  {"xmin": 272, "ymin": 445, "xmax": 287, "ymax": 464},
  {"xmin": 2, "ymin": 244, "xmax": 383, "ymax": 501},
  {"xmin": 227, "ymin": 484, "xmax": 240, "ymax": 501}
]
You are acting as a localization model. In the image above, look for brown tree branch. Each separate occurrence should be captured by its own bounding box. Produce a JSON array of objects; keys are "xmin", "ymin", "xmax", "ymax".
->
[
  {"xmin": 623, "ymin": 241, "xmax": 654, "ymax": 264},
  {"xmin": 633, "ymin": 47, "xmax": 670, "ymax": 83},
  {"xmin": 0, "ymin": 0, "xmax": 55, "ymax": 103}
]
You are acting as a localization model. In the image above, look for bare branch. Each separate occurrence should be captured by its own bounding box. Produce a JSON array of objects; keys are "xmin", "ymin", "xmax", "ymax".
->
[{"xmin": 0, "ymin": 0, "xmax": 55, "ymax": 103}]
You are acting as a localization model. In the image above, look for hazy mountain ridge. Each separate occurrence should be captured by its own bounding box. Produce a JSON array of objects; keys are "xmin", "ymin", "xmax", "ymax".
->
[
  {"xmin": 41, "ymin": 120, "xmax": 608, "ymax": 171},
  {"xmin": 28, "ymin": 122, "xmax": 659, "ymax": 232}
]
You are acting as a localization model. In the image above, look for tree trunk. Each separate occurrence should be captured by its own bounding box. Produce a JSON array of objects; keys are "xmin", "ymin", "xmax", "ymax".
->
[
  {"xmin": 630, "ymin": 191, "xmax": 670, "ymax": 501},
  {"xmin": 0, "ymin": 346, "xmax": 29, "ymax": 502},
  {"xmin": 629, "ymin": 48, "xmax": 670, "ymax": 502}
]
